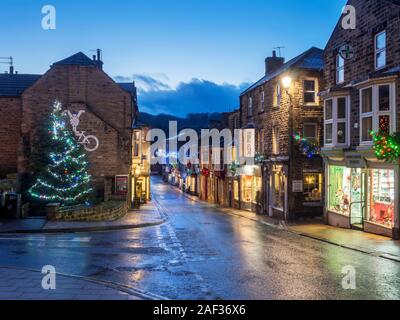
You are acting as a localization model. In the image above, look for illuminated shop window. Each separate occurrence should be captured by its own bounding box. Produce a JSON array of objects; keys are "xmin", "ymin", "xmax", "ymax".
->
[
  {"xmin": 303, "ymin": 173, "xmax": 323, "ymax": 202},
  {"xmin": 233, "ymin": 180, "xmax": 239, "ymax": 201},
  {"xmin": 272, "ymin": 167, "xmax": 285, "ymax": 210},
  {"xmin": 367, "ymin": 169, "xmax": 395, "ymax": 229}
]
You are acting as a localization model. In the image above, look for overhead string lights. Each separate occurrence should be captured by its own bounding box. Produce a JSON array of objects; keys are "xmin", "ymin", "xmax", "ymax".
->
[
  {"xmin": 293, "ymin": 132, "xmax": 320, "ymax": 158},
  {"xmin": 372, "ymin": 131, "xmax": 400, "ymax": 163}
]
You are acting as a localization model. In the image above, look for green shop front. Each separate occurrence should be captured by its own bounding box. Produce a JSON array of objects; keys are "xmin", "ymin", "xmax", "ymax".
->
[{"xmin": 324, "ymin": 151, "xmax": 399, "ymax": 239}]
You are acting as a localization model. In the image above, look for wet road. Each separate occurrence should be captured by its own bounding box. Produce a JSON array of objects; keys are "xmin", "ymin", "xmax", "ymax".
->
[{"xmin": 1, "ymin": 176, "xmax": 400, "ymax": 300}]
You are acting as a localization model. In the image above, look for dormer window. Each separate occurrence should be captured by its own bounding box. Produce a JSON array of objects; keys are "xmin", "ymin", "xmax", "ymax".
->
[
  {"xmin": 375, "ymin": 31, "xmax": 386, "ymax": 70},
  {"xmin": 336, "ymin": 54, "xmax": 345, "ymax": 84}
]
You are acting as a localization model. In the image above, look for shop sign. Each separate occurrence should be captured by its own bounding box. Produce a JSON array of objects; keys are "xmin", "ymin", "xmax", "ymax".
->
[
  {"xmin": 345, "ymin": 153, "xmax": 366, "ymax": 168},
  {"xmin": 115, "ymin": 175, "xmax": 128, "ymax": 195},
  {"xmin": 292, "ymin": 180, "xmax": 303, "ymax": 193}
]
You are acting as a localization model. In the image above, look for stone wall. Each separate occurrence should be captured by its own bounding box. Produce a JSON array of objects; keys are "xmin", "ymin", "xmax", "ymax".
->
[
  {"xmin": 0, "ymin": 98, "xmax": 21, "ymax": 177},
  {"xmin": 53, "ymin": 201, "xmax": 128, "ymax": 222}
]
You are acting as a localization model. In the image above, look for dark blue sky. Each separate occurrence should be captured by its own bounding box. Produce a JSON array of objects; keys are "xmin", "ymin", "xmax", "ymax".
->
[{"xmin": 1, "ymin": 0, "xmax": 347, "ymax": 116}]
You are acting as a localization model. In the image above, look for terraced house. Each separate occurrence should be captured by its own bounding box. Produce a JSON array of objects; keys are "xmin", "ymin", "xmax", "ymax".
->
[
  {"xmin": 321, "ymin": 0, "xmax": 400, "ymax": 239},
  {"xmin": 0, "ymin": 51, "xmax": 140, "ymax": 213},
  {"xmin": 238, "ymin": 48, "xmax": 325, "ymax": 219}
]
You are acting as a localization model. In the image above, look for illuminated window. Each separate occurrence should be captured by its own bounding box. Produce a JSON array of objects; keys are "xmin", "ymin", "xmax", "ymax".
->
[
  {"xmin": 303, "ymin": 173, "xmax": 323, "ymax": 203},
  {"xmin": 360, "ymin": 84, "xmax": 393, "ymax": 144}
]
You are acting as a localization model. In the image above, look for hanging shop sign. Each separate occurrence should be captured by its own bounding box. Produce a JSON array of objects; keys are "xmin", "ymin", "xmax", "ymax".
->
[
  {"xmin": 339, "ymin": 44, "xmax": 355, "ymax": 60},
  {"xmin": 344, "ymin": 152, "xmax": 366, "ymax": 168}
]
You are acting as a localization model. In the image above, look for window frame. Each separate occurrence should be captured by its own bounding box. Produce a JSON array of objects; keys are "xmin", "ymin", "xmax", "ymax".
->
[
  {"xmin": 260, "ymin": 91, "xmax": 265, "ymax": 112},
  {"xmin": 375, "ymin": 30, "xmax": 387, "ymax": 71},
  {"xmin": 359, "ymin": 83, "xmax": 395, "ymax": 146},
  {"xmin": 324, "ymin": 96, "xmax": 350, "ymax": 147},
  {"xmin": 303, "ymin": 78, "xmax": 318, "ymax": 105},
  {"xmin": 336, "ymin": 54, "xmax": 345, "ymax": 84},
  {"xmin": 274, "ymin": 83, "xmax": 281, "ymax": 108},
  {"xmin": 272, "ymin": 126, "xmax": 280, "ymax": 155},
  {"xmin": 303, "ymin": 123, "xmax": 318, "ymax": 142},
  {"xmin": 248, "ymin": 96, "xmax": 253, "ymax": 117}
]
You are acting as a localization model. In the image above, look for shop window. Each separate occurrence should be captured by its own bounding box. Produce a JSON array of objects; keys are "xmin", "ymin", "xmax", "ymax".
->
[
  {"xmin": 336, "ymin": 54, "xmax": 345, "ymax": 84},
  {"xmin": 241, "ymin": 176, "xmax": 253, "ymax": 203},
  {"xmin": 324, "ymin": 97, "xmax": 349, "ymax": 146},
  {"xmin": 375, "ymin": 31, "xmax": 386, "ymax": 70},
  {"xmin": 303, "ymin": 173, "xmax": 323, "ymax": 203},
  {"xmin": 328, "ymin": 166, "xmax": 353, "ymax": 216},
  {"xmin": 233, "ymin": 180, "xmax": 239, "ymax": 201},
  {"xmin": 360, "ymin": 84, "xmax": 394, "ymax": 144},
  {"xmin": 272, "ymin": 167, "xmax": 285, "ymax": 210},
  {"xmin": 304, "ymin": 79, "xmax": 317, "ymax": 104},
  {"xmin": 367, "ymin": 169, "xmax": 395, "ymax": 229}
]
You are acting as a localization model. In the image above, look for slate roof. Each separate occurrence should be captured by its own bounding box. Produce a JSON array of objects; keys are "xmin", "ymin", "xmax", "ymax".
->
[
  {"xmin": 53, "ymin": 52, "xmax": 97, "ymax": 66},
  {"xmin": 0, "ymin": 74, "xmax": 42, "ymax": 97},
  {"xmin": 241, "ymin": 47, "xmax": 324, "ymax": 96},
  {"xmin": 117, "ymin": 82, "xmax": 136, "ymax": 94}
]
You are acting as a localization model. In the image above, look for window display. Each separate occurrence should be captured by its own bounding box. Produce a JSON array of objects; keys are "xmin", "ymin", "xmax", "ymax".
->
[
  {"xmin": 233, "ymin": 180, "xmax": 239, "ymax": 201},
  {"xmin": 272, "ymin": 167, "xmax": 285, "ymax": 210},
  {"xmin": 328, "ymin": 166, "xmax": 359, "ymax": 216},
  {"xmin": 367, "ymin": 169, "xmax": 395, "ymax": 228},
  {"xmin": 303, "ymin": 173, "xmax": 323, "ymax": 202}
]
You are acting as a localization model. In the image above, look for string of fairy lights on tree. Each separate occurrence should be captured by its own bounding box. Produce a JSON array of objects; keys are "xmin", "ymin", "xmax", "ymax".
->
[
  {"xmin": 29, "ymin": 100, "xmax": 93, "ymax": 206},
  {"xmin": 293, "ymin": 132, "xmax": 320, "ymax": 158},
  {"xmin": 372, "ymin": 131, "xmax": 400, "ymax": 163}
]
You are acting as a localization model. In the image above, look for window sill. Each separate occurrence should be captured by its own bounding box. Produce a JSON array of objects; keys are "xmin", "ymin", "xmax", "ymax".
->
[{"xmin": 365, "ymin": 220, "xmax": 393, "ymax": 230}]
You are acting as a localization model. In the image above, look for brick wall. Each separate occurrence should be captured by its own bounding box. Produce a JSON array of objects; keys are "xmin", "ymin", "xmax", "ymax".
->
[
  {"xmin": 0, "ymin": 98, "xmax": 22, "ymax": 177},
  {"xmin": 19, "ymin": 64, "xmax": 133, "ymax": 193}
]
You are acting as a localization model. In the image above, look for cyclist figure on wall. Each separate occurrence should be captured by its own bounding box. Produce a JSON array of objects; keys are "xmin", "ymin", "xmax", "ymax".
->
[{"xmin": 64, "ymin": 110, "xmax": 100, "ymax": 152}]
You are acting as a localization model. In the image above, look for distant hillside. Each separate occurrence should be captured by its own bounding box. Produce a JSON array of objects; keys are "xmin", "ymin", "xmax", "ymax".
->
[{"xmin": 139, "ymin": 112, "xmax": 223, "ymax": 133}]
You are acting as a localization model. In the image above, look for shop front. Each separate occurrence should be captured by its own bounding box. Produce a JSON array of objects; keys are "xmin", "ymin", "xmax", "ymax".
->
[
  {"xmin": 269, "ymin": 164, "xmax": 288, "ymax": 219},
  {"xmin": 238, "ymin": 165, "xmax": 262, "ymax": 213},
  {"xmin": 325, "ymin": 156, "xmax": 399, "ymax": 239}
]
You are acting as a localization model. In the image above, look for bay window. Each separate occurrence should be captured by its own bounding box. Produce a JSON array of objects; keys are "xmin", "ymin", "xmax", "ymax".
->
[
  {"xmin": 324, "ymin": 97, "xmax": 349, "ymax": 146},
  {"xmin": 360, "ymin": 83, "xmax": 394, "ymax": 145}
]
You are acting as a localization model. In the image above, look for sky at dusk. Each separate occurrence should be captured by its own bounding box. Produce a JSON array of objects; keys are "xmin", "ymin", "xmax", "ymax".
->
[{"xmin": 1, "ymin": 0, "xmax": 347, "ymax": 116}]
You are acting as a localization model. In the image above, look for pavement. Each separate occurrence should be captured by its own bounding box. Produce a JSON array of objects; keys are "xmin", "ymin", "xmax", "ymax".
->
[
  {"xmin": 179, "ymin": 187, "xmax": 400, "ymax": 263},
  {"xmin": 0, "ymin": 267, "xmax": 143, "ymax": 300},
  {"xmin": 0, "ymin": 201, "xmax": 166, "ymax": 234}
]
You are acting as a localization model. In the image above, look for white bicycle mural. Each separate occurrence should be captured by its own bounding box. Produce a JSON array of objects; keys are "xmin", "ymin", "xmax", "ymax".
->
[{"xmin": 64, "ymin": 110, "xmax": 100, "ymax": 152}]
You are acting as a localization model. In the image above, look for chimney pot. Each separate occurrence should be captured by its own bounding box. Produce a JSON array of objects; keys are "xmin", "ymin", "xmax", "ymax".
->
[
  {"xmin": 265, "ymin": 51, "xmax": 285, "ymax": 75},
  {"xmin": 9, "ymin": 66, "xmax": 14, "ymax": 75}
]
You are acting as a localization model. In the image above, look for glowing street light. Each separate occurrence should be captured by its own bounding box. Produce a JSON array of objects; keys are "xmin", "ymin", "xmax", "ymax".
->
[{"xmin": 282, "ymin": 76, "xmax": 292, "ymax": 90}]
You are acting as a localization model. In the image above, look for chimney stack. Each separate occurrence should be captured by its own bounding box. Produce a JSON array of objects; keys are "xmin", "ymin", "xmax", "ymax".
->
[
  {"xmin": 9, "ymin": 65, "xmax": 14, "ymax": 75},
  {"xmin": 92, "ymin": 49, "xmax": 104, "ymax": 70},
  {"xmin": 265, "ymin": 50, "xmax": 285, "ymax": 75}
]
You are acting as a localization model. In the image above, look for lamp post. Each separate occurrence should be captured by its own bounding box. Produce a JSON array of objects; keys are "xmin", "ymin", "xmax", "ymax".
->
[
  {"xmin": 282, "ymin": 76, "xmax": 294, "ymax": 156},
  {"xmin": 282, "ymin": 76, "xmax": 293, "ymax": 221}
]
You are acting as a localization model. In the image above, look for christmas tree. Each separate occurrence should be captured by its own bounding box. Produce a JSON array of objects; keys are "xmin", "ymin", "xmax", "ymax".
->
[{"xmin": 29, "ymin": 100, "xmax": 93, "ymax": 206}]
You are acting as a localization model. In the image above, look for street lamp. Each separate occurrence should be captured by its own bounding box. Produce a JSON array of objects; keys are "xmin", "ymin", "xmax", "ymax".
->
[{"xmin": 282, "ymin": 76, "xmax": 292, "ymax": 91}]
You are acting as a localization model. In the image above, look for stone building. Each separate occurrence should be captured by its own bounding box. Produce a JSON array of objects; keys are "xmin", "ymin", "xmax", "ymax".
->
[
  {"xmin": 239, "ymin": 48, "xmax": 324, "ymax": 218},
  {"xmin": 0, "ymin": 51, "xmax": 138, "ymax": 210},
  {"xmin": 322, "ymin": 0, "xmax": 400, "ymax": 238}
]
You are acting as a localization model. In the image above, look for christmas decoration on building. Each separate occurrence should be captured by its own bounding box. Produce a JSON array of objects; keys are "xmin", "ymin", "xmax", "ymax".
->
[
  {"xmin": 201, "ymin": 168, "xmax": 210, "ymax": 177},
  {"xmin": 229, "ymin": 161, "xmax": 239, "ymax": 176},
  {"xmin": 29, "ymin": 100, "xmax": 94, "ymax": 206},
  {"xmin": 372, "ymin": 131, "xmax": 400, "ymax": 163},
  {"xmin": 255, "ymin": 153, "xmax": 266, "ymax": 165},
  {"xmin": 64, "ymin": 109, "xmax": 100, "ymax": 152},
  {"xmin": 293, "ymin": 132, "xmax": 320, "ymax": 158}
]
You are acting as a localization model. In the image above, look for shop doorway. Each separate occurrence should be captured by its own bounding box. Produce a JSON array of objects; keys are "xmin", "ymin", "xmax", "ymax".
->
[{"xmin": 349, "ymin": 169, "xmax": 365, "ymax": 230}]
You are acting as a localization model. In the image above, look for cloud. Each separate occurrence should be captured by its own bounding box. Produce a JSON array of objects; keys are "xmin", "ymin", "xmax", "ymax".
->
[
  {"xmin": 125, "ymin": 75, "xmax": 249, "ymax": 117},
  {"xmin": 114, "ymin": 74, "xmax": 171, "ymax": 92}
]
